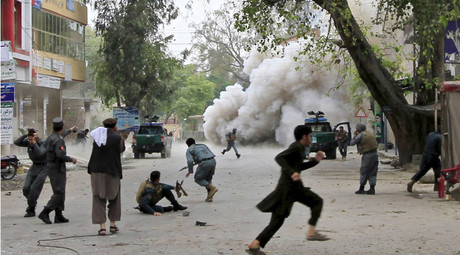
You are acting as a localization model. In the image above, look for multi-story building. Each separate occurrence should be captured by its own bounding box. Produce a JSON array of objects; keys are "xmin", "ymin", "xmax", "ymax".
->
[{"xmin": 1, "ymin": 0, "xmax": 89, "ymax": 153}]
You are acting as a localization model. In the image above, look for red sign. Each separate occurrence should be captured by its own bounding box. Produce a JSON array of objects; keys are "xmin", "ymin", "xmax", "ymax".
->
[{"xmin": 355, "ymin": 107, "xmax": 367, "ymax": 118}]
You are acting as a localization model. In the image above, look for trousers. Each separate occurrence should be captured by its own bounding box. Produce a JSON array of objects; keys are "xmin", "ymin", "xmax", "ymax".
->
[
  {"xmin": 23, "ymin": 164, "xmax": 48, "ymax": 209},
  {"xmin": 256, "ymin": 189, "xmax": 323, "ymax": 248}
]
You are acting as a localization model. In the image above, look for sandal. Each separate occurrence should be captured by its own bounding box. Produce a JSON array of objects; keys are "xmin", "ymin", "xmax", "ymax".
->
[
  {"xmin": 307, "ymin": 231, "xmax": 330, "ymax": 241},
  {"xmin": 98, "ymin": 228, "xmax": 106, "ymax": 236},
  {"xmin": 246, "ymin": 247, "xmax": 266, "ymax": 255},
  {"xmin": 109, "ymin": 225, "xmax": 119, "ymax": 233}
]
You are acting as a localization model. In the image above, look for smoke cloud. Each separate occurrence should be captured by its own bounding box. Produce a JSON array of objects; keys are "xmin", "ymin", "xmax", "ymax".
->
[{"xmin": 203, "ymin": 41, "xmax": 354, "ymax": 147}]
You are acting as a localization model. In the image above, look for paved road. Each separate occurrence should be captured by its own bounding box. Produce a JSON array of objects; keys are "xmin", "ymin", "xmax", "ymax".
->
[{"xmin": 2, "ymin": 142, "xmax": 460, "ymax": 255}]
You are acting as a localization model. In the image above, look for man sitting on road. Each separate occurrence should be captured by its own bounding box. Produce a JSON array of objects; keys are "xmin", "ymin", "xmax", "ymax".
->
[{"xmin": 135, "ymin": 171, "xmax": 187, "ymax": 216}]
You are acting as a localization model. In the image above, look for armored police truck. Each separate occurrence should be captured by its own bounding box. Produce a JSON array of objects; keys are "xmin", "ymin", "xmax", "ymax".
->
[{"xmin": 304, "ymin": 111, "xmax": 351, "ymax": 159}]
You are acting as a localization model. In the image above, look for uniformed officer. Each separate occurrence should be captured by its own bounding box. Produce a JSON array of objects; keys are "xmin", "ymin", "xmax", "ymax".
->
[
  {"xmin": 221, "ymin": 128, "xmax": 241, "ymax": 158},
  {"xmin": 350, "ymin": 123, "xmax": 379, "ymax": 195},
  {"xmin": 38, "ymin": 117, "xmax": 77, "ymax": 224},
  {"xmin": 185, "ymin": 138, "xmax": 218, "ymax": 202},
  {"xmin": 14, "ymin": 128, "xmax": 47, "ymax": 217}
]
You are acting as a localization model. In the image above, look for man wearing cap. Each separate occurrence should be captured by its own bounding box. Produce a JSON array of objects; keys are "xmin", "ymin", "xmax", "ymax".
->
[
  {"xmin": 350, "ymin": 123, "xmax": 379, "ymax": 195},
  {"xmin": 221, "ymin": 128, "xmax": 241, "ymax": 158},
  {"xmin": 14, "ymin": 128, "xmax": 47, "ymax": 217},
  {"xmin": 88, "ymin": 118, "xmax": 126, "ymax": 235},
  {"xmin": 38, "ymin": 117, "xmax": 77, "ymax": 224},
  {"xmin": 185, "ymin": 138, "xmax": 218, "ymax": 202}
]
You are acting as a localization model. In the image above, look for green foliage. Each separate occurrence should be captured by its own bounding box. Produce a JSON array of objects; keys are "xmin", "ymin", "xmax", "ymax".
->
[
  {"xmin": 171, "ymin": 72, "xmax": 216, "ymax": 119},
  {"xmin": 92, "ymin": 0, "xmax": 181, "ymax": 110}
]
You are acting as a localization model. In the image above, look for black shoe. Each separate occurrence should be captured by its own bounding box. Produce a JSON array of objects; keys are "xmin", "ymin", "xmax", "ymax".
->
[
  {"xmin": 54, "ymin": 209, "xmax": 69, "ymax": 223},
  {"xmin": 163, "ymin": 206, "xmax": 174, "ymax": 212},
  {"xmin": 366, "ymin": 188, "xmax": 375, "ymax": 195},
  {"xmin": 173, "ymin": 204, "xmax": 188, "ymax": 211},
  {"xmin": 38, "ymin": 209, "xmax": 52, "ymax": 224},
  {"xmin": 221, "ymin": 150, "xmax": 225, "ymax": 155},
  {"xmin": 237, "ymin": 154, "xmax": 241, "ymax": 159},
  {"xmin": 355, "ymin": 189, "xmax": 366, "ymax": 194},
  {"xmin": 24, "ymin": 211, "xmax": 35, "ymax": 217}
]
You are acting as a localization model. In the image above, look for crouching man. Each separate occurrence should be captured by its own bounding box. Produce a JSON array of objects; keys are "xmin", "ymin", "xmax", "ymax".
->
[{"xmin": 136, "ymin": 171, "xmax": 187, "ymax": 216}]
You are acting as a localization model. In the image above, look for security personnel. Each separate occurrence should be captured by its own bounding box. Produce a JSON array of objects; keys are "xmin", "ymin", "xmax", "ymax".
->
[
  {"xmin": 222, "ymin": 128, "xmax": 241, "ymax": 158},
  {"xmin": 350, "ymin": 123, "xmax": 379, "ymax": 195},
  {"xmin": 14, "ymin": 128, "xmax": 47, "ymax": 217},
  {"xmin": 185, "ymin": 138, "xmax": 218, "ymax": 202},
  {"xmin": 38, "ymin": 117, "xmax": 77, "ymax": 224}
]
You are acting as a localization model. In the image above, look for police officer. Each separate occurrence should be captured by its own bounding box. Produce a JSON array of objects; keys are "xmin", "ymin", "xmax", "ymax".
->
[
  {"xmin": 350, "ymin": 123, "xmax": 379, "ymax": 195},
  {"xmin": 38, "ymin": 117, "xmax": 77, "ymax": 224},
  {"xmin": 185, "ymin": 138, "xmax": 218, "ymax": 202},
  {"xmin": 14, "ymin": 128, "xmax": 47, "ymax": 217},
  {"xmin": 222, "ymin": 128, "xmax": 241, "ymax": 158}
]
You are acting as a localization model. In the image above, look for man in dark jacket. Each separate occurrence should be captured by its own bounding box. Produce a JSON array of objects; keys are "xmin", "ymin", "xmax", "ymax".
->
[
  {"xmin": 38, "ymin": 118, "xmax": 77, "ymax": 224},
  {"xmin": 14, "ymin": 128, "xmax": 47, "ymax": 217},
  {"xmin": 87, "ymin": 118, "xmax": 126, "ymax": 235},
  {"xmin": 246, "ymin": 125, "xmax": 328, "ymax": 255},
  {"xmin": 407, "ymin": 128, "xmax": 442, "ymax": 192}
]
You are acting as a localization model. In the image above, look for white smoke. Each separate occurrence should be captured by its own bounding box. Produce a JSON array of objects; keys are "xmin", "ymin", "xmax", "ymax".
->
[{"xmin": 203, "ymin": 41, "xmax": 354, "ymax": 146}]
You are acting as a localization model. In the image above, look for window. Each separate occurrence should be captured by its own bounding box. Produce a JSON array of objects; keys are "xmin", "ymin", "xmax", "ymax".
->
[{"xmin": 32, "ymin": 8, "xmax": 85, "ymax": 61}]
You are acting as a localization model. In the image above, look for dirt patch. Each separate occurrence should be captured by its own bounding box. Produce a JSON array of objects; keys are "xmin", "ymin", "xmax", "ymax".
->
[{"xmin": 1, "ymin": 175, "xmax": 25, "ymax": 191}]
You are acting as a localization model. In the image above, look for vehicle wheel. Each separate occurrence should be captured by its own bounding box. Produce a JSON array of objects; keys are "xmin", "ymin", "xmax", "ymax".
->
[
  {"xmin": 134, "ymin": 150, "xmax": 140, "ymax": 159},
  {"xmin": 1, "ymin": 163, "xmax": 17, "ymax": 180},
  {"xmin": 161, "ymin": 148, "xmax": 166, "ymax": 158},
  {"xmin": 327, "ymin": 149, "xmax": 337, "ymax": 159},
  {"xmin": 140, "ymin": 152, "xmax": 145, "ymax": 159}
]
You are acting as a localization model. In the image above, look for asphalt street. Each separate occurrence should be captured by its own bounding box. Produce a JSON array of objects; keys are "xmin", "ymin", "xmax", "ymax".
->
[{"xmin": 1, "ymin": 142, "xmax": 460, "ymax": 255}]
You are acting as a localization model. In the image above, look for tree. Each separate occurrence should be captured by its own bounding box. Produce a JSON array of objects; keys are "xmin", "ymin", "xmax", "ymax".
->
[
  {"xmin": 235, "ymin": 0, "xmax": 459, "ymax": 165},
  {"xmin": 92, "ymin": 0, "xmax": 181, "ymax": 111},
  {"xmin": 171, "ymin": 71, "xmax": 216, "ymax": 119},
  {"xmin": 192, "ymin": 4, "xmax": 251, "ymax": 89}
]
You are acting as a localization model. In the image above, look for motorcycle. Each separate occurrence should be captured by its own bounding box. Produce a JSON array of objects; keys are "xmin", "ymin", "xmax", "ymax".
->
[{"xmin": 1, "ymin": 155, "xmax": 19, "ymax": 180}]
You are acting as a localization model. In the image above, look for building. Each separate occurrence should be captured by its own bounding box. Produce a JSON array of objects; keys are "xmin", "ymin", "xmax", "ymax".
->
[{"xmin": 1, "ymin": 0, "xmax": 89, "ymax": 153}]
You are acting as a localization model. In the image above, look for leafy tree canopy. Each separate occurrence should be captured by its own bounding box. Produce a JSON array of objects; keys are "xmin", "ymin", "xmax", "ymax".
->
[{"xmin": 92, "ymin": 0, "xmax": 181, "ymax": 111}]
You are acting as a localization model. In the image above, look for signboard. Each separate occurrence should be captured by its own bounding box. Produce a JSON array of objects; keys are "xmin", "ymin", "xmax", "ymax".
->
[
  {"xmin": 1, "ymin": 82, "xmax": 15, "ymax": 102},
  {"xmin": 1, "ymin": 102, "xmax": 14, "ymax": 145},
  {"xmin": 43, "ymin": 57, "xmax": 51, "ymax": 70},
  {"xmin": 445, "ymin": 21, "xmax": 460, "ymax": 64},
  {"xmin": 113, "ymin": 107, "xmax": 140, "ymax": 132},
  {"xmin": 355, "ymin": 106, "xmax": 367, "ymax": 118},
  {"xmin": 33, "ymin": 0, "xmax": 42, "ymax": 9},
  {"xmin": 37, "ymin": 74, "xmax": 61, "ymax": 89},
  {"xmin": 33, "ymin": 53, "xmax": 42, "ymax": 67},
  {"xmin": 1, "ymin": 60, "xmax": 16, "ymax": 80},
  {"xmin": 66, "ymin": 0, "xmax": 75, "ymax": 12},
  {"xmin": 1, "ymin": 41, "xmax": 12, "ymax": 62}
]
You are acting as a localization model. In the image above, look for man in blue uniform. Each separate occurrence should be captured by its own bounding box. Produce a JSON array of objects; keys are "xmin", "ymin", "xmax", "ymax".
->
[
  {"xmin": 14, "ymin": 128, "xmax": 47, "ymax": 217},
  {"xmin": 185, "ymin": 138, "xmax": 218, "ymax": 202},
  {"xmin": 38, "ymin": 117, "xmax": 77, "ymax": 224},
  {"xmin": 222, "ymin": 128, "xmax": 241, "ymax": 158}
]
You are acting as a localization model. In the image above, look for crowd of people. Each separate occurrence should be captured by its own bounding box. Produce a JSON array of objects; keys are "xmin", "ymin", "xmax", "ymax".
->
[{"xmin": 13, "ymin": 119, "xmax": 441, "ymax": 254}]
